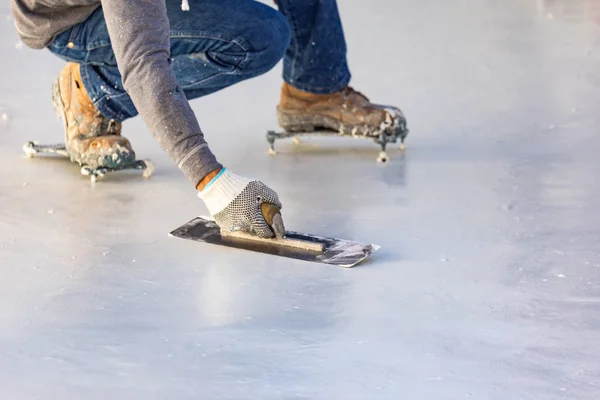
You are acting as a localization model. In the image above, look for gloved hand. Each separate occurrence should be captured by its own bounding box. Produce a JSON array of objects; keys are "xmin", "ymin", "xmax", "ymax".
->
[{"xmin": 198, "ymin": 168, "xmax": 284, "ymax": 238}]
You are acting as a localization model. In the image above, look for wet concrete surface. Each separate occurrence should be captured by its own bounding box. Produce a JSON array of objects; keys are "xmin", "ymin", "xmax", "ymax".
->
[{"xmin": 0, "ymin": 0, "xmax": 599, "ymax": 398}]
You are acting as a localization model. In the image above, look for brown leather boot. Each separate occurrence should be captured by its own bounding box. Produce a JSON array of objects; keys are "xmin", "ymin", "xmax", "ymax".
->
[
  {"xmin": 276, "ymin": 82, "xmax": 407, "ymax": 138},
  {"xmin": 52, "ymin": 63, "xmax": 135, "ymax": 169}
]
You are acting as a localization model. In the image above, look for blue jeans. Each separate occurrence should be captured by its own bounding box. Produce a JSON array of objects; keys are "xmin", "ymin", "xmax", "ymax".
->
[{"xmin": 47, "ymin": 0, "xmax": 351, "ymax": 122}]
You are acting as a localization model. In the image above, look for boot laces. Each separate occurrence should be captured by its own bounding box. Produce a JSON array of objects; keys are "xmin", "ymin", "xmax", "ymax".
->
[
  {"xmin": 342, "ymin": 86, "xmax": 369, "ymax": 102},
  {"xmin": 104, "ymin": 118, "xmax": 121, "ymax": 135}
]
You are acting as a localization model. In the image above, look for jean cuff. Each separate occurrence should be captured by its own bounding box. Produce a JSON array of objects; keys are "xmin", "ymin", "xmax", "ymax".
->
[
  {"xmin": 79, "ymin": 65, "xmax": 129, "ymax": 122},
  {"xmin": 283, "ymin": 71, "xmax": 351, "ymax": 95}
]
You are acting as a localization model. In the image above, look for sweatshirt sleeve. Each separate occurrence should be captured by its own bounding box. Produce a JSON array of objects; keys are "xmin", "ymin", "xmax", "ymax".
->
[{"xmin": 100, "ymin": 0, "xmax": 222, "ymax": 186}]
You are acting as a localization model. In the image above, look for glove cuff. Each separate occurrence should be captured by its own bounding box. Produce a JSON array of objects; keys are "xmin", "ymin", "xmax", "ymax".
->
[{"xmin": 197, "ymin": 168, "xmax": 253, "ymax": 215}]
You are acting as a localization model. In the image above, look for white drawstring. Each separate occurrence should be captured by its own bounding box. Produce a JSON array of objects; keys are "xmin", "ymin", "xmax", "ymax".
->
[{"xmin": 181, "ymin": 0, "xmax": 190, "ymax": 11}]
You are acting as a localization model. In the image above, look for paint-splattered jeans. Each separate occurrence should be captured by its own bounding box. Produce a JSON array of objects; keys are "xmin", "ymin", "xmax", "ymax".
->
[{"xmin": 47, "ymin": 0, "xmax": 351, "ymax": 122}]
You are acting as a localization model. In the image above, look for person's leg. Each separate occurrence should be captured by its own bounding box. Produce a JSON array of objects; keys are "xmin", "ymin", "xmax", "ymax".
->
[
  {"xmin": 273, "ymin": 0, "xmax": 408, "ymax": 142},
  {"xmin": 45, "ymin": 0, "xmax": 289, "ymax": 169},
  {"xmin": 275, "ymin": 0, "xmax": 350, "ymax": 94},
  {"xmin": 48, "ymin": 0, "xmax": 291, "ymax": 123},
  {"xmin": 167, "ymin": 0, "xmax": 290, "ymax": 101}
]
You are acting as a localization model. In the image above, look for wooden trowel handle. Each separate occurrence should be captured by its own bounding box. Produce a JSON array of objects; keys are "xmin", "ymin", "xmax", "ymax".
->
[
  {"xmin": 261, "ymin": 202, "xmax": 285, "ymax": 239},
  {"xmin": 221, "ymin": 229, "xmax": 324, "ymax": 253}
]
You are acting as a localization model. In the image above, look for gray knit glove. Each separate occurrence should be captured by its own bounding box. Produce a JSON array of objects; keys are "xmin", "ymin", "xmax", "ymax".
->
[{"xmin": 198, "ymin": 168, "xmax": 284, "ymax": 238}]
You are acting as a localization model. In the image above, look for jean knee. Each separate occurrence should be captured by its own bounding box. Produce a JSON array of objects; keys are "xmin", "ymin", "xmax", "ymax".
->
[
  {"xmin": 242, "ymin": 9, "xmax": 290, "ymax": 74},
  {"xmin": 267, "ymin": 11, "xmax": 291, "ymax": 68}
]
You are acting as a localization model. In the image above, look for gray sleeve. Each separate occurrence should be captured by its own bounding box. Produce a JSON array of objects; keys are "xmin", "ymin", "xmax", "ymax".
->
[{"xmin": 100, "ymin": 0, "xmax": 222, "ymax": 186}]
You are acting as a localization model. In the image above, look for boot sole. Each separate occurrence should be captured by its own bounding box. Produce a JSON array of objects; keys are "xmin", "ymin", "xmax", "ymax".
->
[
  {"xmin": 276, "ymin": 107, "xmax": 407, "ymax": 139},
  {"xmin": 276, "ymin": 108, "xmax": 344, "ymax": 134}
]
